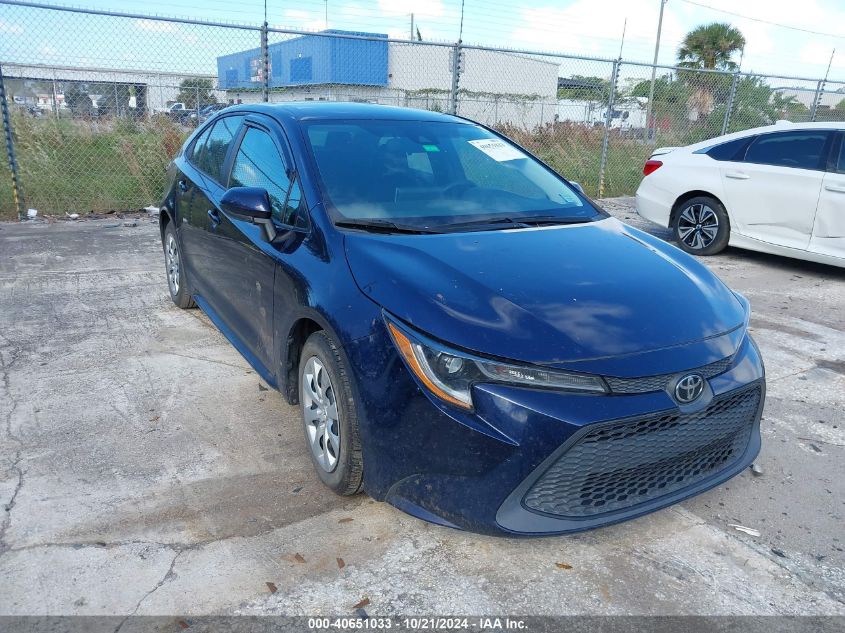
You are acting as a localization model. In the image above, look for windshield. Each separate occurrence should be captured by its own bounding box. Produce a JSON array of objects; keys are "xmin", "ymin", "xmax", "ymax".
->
[{"xmin": 304, "ymin": 119, "xmax": 602, "ymax": 231}]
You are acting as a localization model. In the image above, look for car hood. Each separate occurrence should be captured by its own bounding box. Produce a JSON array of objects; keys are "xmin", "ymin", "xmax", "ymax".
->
[{"xmin": 343, "ymin": 217, "xmax": 746, "ymax": 369}]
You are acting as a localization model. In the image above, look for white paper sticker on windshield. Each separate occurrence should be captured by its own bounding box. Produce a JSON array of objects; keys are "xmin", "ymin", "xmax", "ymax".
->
[{"xmin": 467, "ymin": 138, "xmax": 526, "ymax": 162}]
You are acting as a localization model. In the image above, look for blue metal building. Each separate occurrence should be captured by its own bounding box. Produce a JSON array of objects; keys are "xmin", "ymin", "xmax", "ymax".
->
[{"xmin": 217, "ymin": 30, "xmax": 389, "ymax": 90}]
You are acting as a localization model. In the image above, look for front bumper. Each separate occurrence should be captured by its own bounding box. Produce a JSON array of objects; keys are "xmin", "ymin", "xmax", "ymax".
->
[
  {"xmin": 496, "ymin": 379, "xmax": 763, "ymax": 534},
  {"xmin": 347, "ymin": 329, "xmax": 765, "ymax": 536}
]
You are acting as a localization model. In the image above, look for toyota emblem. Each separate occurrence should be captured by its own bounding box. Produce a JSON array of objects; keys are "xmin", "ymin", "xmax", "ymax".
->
[{"xmin": 674, "ymin": 374, "xmax": 705, "ymax": 404}]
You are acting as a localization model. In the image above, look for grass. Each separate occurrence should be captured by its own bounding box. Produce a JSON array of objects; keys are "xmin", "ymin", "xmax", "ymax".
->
[
  {"xmin": 500, "ymin": 123, "xmax": 665, "ymax": 199},
  {"xmin": 0, "ymin": 116, "xmax": 675, "ymax": 221},
  {"xmin": 0, "ymin": 114, "xmax": 186, "ymax": 220}
]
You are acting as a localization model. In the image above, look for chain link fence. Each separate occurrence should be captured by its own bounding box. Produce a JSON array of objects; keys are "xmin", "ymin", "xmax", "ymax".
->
[{"xmin": 1, "ymin": 0, "xmax": 844, "ymax": 219}]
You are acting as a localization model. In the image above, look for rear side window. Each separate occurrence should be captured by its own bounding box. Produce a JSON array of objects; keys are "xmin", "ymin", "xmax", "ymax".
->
[
  {"xmin": 836, "ymin": 137, "xmax": 845, "ymax": 173},
  {"xmin": 193, "ymin": 115, "xmax": 244, "ymax": 183},
  {"xmin": 743, "ymin": 131, "xmax": 830, "ymax": 170},
  {"xmin": 705, "ymin": 137, "xmax": 753, "ymax": 161},
  {"xmin": 190, "ymin": 127, "xmax": 211, "ymax": 164},
  {"xmin": 229, "ymin": 127, "xmax": 302, "ymax": 226}
]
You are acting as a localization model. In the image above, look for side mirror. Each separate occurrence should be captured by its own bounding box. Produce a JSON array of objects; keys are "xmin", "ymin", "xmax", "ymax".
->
[
  {"xmin": 570, "ymin": 181, "xmax": 585, "ymax": 194},
  {"xmin": 220, "ymin": 187, "xmax": 276, "ymax": 241}
]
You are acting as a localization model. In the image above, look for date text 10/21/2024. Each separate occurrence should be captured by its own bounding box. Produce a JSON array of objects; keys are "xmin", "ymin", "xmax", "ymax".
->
[{"xmin": 307, "ymin": 617, "xmax": 529, "ymax": 630}]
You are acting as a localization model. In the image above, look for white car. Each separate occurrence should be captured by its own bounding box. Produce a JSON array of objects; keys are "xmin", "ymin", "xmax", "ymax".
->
[{"xmin": 635, "ymin": 121, "xmax": 845, "ymax": 268}]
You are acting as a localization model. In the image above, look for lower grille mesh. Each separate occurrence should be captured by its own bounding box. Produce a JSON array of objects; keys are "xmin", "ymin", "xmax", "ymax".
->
[{"xmin": 523, "ymin": 385, "xmax": 761, "ymax": 518}]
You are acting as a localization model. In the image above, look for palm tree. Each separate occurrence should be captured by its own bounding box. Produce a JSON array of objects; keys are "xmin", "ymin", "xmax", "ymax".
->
[{"xmin": 678, "ymin": 23, "xmax": 746, "ymax": 71}]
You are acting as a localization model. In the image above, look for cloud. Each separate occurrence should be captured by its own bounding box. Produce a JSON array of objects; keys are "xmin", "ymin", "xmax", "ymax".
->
[
  {"xmin": 277, "ymin": 9, "xmax": 326, "ymax": 32},
  {"xmin": 0, "ymin": 19, "xmax": 24, "ymax": 34},
  {"xmin": 134, "ymin": 18, "xmax": 198, "ymax": 44},
  {"xmin": 377, "ymin": 0, "xmax": 446, "ymax": 19},
  {"xmin": 799, "ymin": 41, "xmax": 844, "ymax": 71},
  {"xmin": 668, "ymin": 0, "xmax": 845, "ymax": 77},
  {"xmin": 509, "ymin": 0, "xmax": 686, "ymax": 61}
]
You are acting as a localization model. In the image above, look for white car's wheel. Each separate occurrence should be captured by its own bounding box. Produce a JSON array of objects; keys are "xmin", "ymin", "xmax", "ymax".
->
[{"xmin": 673, "ymin": 196, "xmax": 730, "ymax": 256}]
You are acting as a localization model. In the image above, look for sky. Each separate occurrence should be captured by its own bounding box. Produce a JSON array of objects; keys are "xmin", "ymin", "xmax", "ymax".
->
[{"xmin": 1, "ymin": 0, "xmax": 844, "ymax": 85}]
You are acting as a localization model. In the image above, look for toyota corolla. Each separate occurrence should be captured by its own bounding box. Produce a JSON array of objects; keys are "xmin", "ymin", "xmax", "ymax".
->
[{"xmin": 159, "ymin": 103, "xmax": 765, "ymax": 536}]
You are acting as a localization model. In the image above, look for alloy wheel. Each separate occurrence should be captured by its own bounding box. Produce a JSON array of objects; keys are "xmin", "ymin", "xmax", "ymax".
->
[
  {"xmin": 302, "ymin": 356, "xmax": 341, "ymax": 472},
  {"xmin": 166, "ymin": 234, "xmax": 180, "ymax": 295},
  {"xmin": 677, "ymin": 203, "xmax": 719, "ymax": 251}
]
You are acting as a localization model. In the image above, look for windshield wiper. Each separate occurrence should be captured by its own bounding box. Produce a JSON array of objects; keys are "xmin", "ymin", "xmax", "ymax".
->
[
  {"xmin": 437, "ymin": 215, "xmax": 594, "ymax": 231},
  {"xmin": 335, "ymin": 219, "xmax": 442, "ymax": 235},
  {"xmin": 509, "ymin": 215, "xmax": 595, "ymax": 226}
]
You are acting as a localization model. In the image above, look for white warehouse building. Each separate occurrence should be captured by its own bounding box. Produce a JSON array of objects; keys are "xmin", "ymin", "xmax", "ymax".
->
[{"xmin": 218, "ymin": 32, "xmax": 560, "ymax": 128}]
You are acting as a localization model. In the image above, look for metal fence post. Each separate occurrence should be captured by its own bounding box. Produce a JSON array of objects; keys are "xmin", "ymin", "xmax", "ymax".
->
[
  {"xmin": 597, "ymin": 58, "xmax": 620, "ymax": 199},
  {"xmin": 51, "ymin": 75, "xmax": 59, "ymax": 119},
  {"xmin": 721, "ymin": 72, "xmax": 740, "ymax": 136},
  {"xmin": 810, "ymin": 79, "xmax": 825, "ymax": 122},
  {"xmin": 449, "ymin": 41, "xmax": 462, "ymax": 116},
  {"xmin": 261, "ymin": 21, "xmax": 270, "ymax": 103},
  {"xmin": 0, "ymin": 62, "xmax": 24, "ymax": 221}
]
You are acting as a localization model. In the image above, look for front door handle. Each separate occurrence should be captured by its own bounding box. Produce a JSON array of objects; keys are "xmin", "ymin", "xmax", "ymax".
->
[
  {"xmin": 207, "ymin": 209, "xmax": 221, "ymax": 227},
  {"xmin": 825, "ymin": 183, "xmax": 845, "ymax": 193},
  {"xmin": 725, "ymin": 171, "xmax": 750, "ymax": 180},
  {"xmin": 178, "ymin": 179, "xmax": 189, "ymax": 192}
]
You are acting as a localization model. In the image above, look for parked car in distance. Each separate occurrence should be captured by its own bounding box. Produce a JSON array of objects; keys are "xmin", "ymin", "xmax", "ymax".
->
[
  {"xmin": 159, "ymin": 103, "xmax": 765, "ymax": 536},
  {"xmin": 155, "ymin": 102, "xmax": 187, "ymax": 115},
  {"xmin": 190, "ymin": 102, "xmax": 228, "ymax": 125},
  {"xmin": 636, "ymin": 121, "xmax": 845, "ymax": 268},
  {"xmin": 156, "ymin": 102, "xmax": 195, "ymax": 124}
]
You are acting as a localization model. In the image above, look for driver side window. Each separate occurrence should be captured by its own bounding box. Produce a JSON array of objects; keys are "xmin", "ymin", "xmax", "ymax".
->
[{"xmin": 229, "ymin": 127, "xmax": 303, "ymax": 226}]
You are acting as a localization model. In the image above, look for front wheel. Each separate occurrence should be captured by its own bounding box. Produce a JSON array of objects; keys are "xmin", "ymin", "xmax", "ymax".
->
[
  {"xmin": 299, "ymin": 331, "xmax": 364, "ymax": 496},
  {"xmin": 673, "ymin": 196, "xmax": 730, "ymax": 256},
  {"xmin": 163, "ymin": 224, "xmax": 195, "ymax": 309}
]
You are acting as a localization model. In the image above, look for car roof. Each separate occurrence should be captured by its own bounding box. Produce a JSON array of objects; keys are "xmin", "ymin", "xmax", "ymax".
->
[
  {"xmin": 686, "ymin": 120, "xmax": 845, "ymax": 151},
  {"xmin": 218, "ymin": 101, "xmax": 466, "ymax": 124}
]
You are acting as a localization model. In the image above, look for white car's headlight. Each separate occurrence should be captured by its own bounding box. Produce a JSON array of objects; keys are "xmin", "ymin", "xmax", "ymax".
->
[{"xmin": 386, "ymin": 317, "xmax": 607, "ymax": 410}]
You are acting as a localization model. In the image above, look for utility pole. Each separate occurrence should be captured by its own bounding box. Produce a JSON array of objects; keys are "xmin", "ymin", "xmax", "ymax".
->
[
  {"xmin": 410, "ymin": 13, "xmax": 414, "ymax": 40},
  {"xmin": 324, "ymin": 0, "xmax": 328, "ymax": 29},
  {"xmin": 645, "ymin": 0, "xmax": 667, "ymax": 141}
]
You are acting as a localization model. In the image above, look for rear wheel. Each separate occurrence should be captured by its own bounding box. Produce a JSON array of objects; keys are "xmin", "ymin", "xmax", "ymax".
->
[
  {"xmin": 299, "ymin": 331, "xmax": 363, "ymax": 496},
  {"xmin": 673, "ymin": 196, "xmax": 730, "ymax": 256},
  {"xmin": 163, "ymin": 224, "xmax": 195, "ymax": 309}
]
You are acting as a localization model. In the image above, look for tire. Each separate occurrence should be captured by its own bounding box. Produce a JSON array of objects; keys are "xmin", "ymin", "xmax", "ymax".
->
[
  {"xmin": 672, "ymin": 196, "xmax": 730, "ymax": 256},
  {"xmin": 163, "ymin": 223, "xmax": 195, "ymax": 309},
  {"xmin": 299, "ymin": 331, "xmax": 364, "ymax": 496}
]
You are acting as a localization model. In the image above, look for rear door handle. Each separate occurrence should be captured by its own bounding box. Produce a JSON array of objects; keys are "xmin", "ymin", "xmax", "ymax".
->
[
  {"xmin": 178, "ymin": 179, "xmax": 189, "ymax": 192},
  {"xmin": 725, "ymin": 171, "xmax": 750, "ymax": 180},
  {"xmin": 207, "ymin": 209, "xmax": 221, "ymax": 227},
  {"xmin": 825, "ymin": 183, "xmax": 845, "ymax": 193}
]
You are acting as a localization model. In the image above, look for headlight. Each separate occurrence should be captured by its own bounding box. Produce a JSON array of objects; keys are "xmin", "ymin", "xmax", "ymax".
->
[{"xmin": 386, "ymin": 318, "xmax": 606, "ymax": 410}]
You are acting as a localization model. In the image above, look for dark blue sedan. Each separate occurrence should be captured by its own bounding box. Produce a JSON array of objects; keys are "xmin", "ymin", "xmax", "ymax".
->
[{"xmin": 159, "ymin": 102, "xmax": 765, "ymax": 536}]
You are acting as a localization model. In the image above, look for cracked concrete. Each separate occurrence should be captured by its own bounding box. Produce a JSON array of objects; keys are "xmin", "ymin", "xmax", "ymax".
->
[{"xmin": 0, "ymin": 204, "xmax": 843, "ymax": 615}]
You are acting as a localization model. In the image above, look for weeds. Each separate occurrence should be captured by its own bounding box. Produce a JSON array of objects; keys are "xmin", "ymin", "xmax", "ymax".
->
[
  {"xmin": 0, "ymin": 114, "xmax": 188, "ymax": 220},
  {"xmin": 0, "ymin": 116, "xmax": 668, "ymax": 220}
]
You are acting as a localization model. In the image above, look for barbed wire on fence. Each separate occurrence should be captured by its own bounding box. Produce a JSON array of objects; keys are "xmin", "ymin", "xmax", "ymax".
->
[{"xmin": 1, "ymin": 0, "xmax": 844, "ymax": 218}]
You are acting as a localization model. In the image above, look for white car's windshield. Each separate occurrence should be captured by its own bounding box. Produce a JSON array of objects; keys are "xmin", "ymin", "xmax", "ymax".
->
[{"xmin": 304, "ymin": 119, "xmax": 602, "ymax": 231}]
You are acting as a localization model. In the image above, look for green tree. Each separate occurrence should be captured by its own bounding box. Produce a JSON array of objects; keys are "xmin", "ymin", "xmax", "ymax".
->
[
  {"xmin": 677, "ymin": 22, "xmax": 746, "ymax": 71},
  {"xmin": 63, "ymin": 83, "xmax": 94, "ymax": 116},
  {"xmin": 836, "ymin": 98, "xmax": 845, "ymax": 112},
  {"xmin": 631, "ymin": 75, "xmax": 691, "ymax": 128},
  {"xmin": 176, "ymin": 78, "xmax": 218, "ymax": 109},
  {"xmin": 675, "ymin": 23, "xmax": 746, "ymax": 123},
  {"xmin": 770, "ymin": 92, "xmax": 809, "ymax": 120},
  {"xmin": 557, "ymin": 75, "xmax": 610, "ymax": 101}
]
